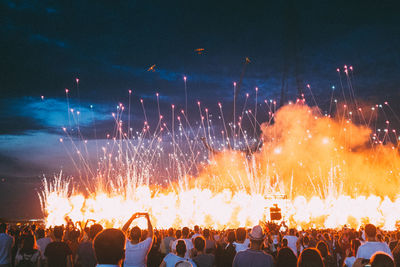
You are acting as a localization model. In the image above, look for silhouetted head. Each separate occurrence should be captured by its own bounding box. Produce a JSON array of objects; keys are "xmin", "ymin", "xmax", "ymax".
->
[
  {"xmin": 194, "ymin": 236, "xmax": 206, "ymax": 252},
  {"xmin": 303, "ymin": 236, "xmax": 310, "ymax": 246},
  {"xmin": 94, "ymin": 228, "xmax": 125, "ymax": 265},
  {"xmin": 236, "ymin": 228, "xmax": 246, "ymax": 242},
  {"xmin": 249, "ymin": 225, "xmax": 265, "ymax": 248},
  {"xmin": 396, "ymin": 232, "xmax": 400, "ymax": 240},
  {"xmin": 130, "ymin": 226, "xmax": 141, "ymax": 241},
  {"xmin": 370, "ymin": 252, "xmax": 394, "ymax": 267},
  {"xmin": 182, "ymin": 227, "xmax": 189, "ymax": 238},
  {"xmin": 203, "ymin": 229, "xmax": 210, "ymax": 238},
  {"xmin": 21, "ymin": 233, "xmax": 37, "ymax": 254},
  {"xmin": 176, "ymin": 229, "xmax": 182, "ymax": 239},
  {"xmin": 70, "ymin": 229, "xmax": 80, "ymax": 241},
  {"xmin": 316, "ymin": 241, "xmax": 329, "ymax": 258},
  {"xmin": 377, "ymin": 234, "xmax": 383, "ymax": 242},
  {"xmin": 37, "ymin": 228, "xmax": 45, "ymax": 239},
  {"xmin": 282, "ymin": 238, "xmax": 288, "ymax": 247},
  {"xmin": 227, "ymin": 231, "xmax": 236, "ymax": 244},
  {"xmin": 53, "ymin": 226, "xmax": 63, "ymax": 240},
  {"xmin": 323, "ymin": 233, "xmax": 329, "ymax": 240},
  {"xmin": 0, "ymin": 223, "xmax": 7, "ymax": 233},
  {"xmin": 365, "ymin": 224, "xmax": 377, "ymax": 239},
  {"xmin": 168, "ymin": 228, "xmax": 174, "ymax": 237},
  {"xmin": 277, "ymin": 247, "xmax": 297, "ymax": 267},
  {"xmin": 176, "ymin": 240, "xmax": 187, "ymax": 257},
  {"xmin": 298, "ymin": 248, "xmax": 325, "ymax": 267},
  {"xmin": 89, "ymin": 224, "xmax": 103, "ymax": 240},
  {"xmin": 194, "ymin": 225, "xmax": 200, "ymax": 233}
]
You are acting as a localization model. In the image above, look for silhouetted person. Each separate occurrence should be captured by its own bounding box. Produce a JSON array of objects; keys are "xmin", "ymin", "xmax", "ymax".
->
[
  {"xmin": 44, "ymin": 226, "xmax": 72, "ymax": 267},
  {"xmin": 15, "ymin": 233, "xmax": 40, "ymax": 266},
  {"xmin": 36, "ymin": 228, "xmax": 51, "ymax": 267},
  {"xmin": 357, "ymin": 224, "xmax": 392, "ymax": 260},
  {"xmin": 66, "ymin": 229, "xmax": 80, "ymax": 263},
  {"xmin": 297, "ymin": 248, "xmax": 325, "ymax": 267},
  {"xmin": 192, "ymin": 226, "xmax": 201, "ymax": 240},
  {"xmin": 171, "ymin": 228, "xmax": 193, "ymax": 259},
  {"xmin": 233, "ymin": 225, "xmax": 273, "ymax": 267},
  {"xmin": 276, "ymin": 247, "xmax": 297, "ymax": 267},
  {"xmin": 147, "ymin": 231, "xmax": 163, "ymax": 267},
  {"xmin": 282, "ymin": 238, "xmax": 289, "ymax": 248},
  {"xmin": 171, "ymin": 230, "xmax": 182, "ymax": 254},
  {"xmin": 316, "ymin": 241, "xmax": 334, "ymax": 267},
  {"xmin": 343, "ymin": 239, "xmax": 361, "ymax": 267},
  {"xmin": 353, "ymin": 252, "xmax": 394, "ymax": 267},
  {"xmin": 160, "ymin": 239, "xmax": 196, "ymax": 267},
  {"xmin": 202, "ymin": 229, "xmax": 215, "ymax": 254},
  {"xmin": 233, "ymin": 228, "xmax": 248, "ymax": 253},
  {"xmin": 284, "ymin": 228, "xmax": 299, "ymax": 256},
  {"xmin": 122, "ymin": 212, "xmax": 153, "ymax": 267},
  {"xmin": 94, "ymin": 228, "xmax": 126, "ymax": 267},
  {"xmin": 160, "ymin": 228, "xmax": 175, "ymax": 255},
  {"xmin": 390, "ymin": 233, "xmax": 400, "ymax": 251},
  {"xmin": 0, "ymin": 223, "xmax": 14, "ymax": 267},
  {"xmin": 192, "ymin": 236, "xmax": 214, "ymax": 267},
  {"xmin": 76, "ymin": 223, "xmax": 103, "ymax": 267},
  {"xmin": 370, "ymin": 252, "xmax": 394, "ymax": 267},
  {"xmin": 221, "ymin": 231, "xmax": 236, "ymax": 267}
]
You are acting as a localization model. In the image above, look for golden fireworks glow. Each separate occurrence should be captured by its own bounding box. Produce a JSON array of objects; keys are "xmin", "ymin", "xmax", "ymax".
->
[{"xmin": 40, "ymin": 103, "xmax": 400, "ymax": 230}]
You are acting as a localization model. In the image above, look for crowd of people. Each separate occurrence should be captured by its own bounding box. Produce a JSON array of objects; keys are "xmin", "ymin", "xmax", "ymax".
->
[{"xmin": 0, "ymin": 213, "xmax": 399, "ymax": 267}]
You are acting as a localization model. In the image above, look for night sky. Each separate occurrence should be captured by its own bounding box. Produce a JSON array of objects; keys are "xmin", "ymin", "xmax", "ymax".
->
[{"xmin": 1, "ymin": 0, "xmax": 400, "ymax": 218}]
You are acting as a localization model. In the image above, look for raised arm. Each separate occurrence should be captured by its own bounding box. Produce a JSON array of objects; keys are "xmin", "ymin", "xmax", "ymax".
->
[
  {"xmin": 122, "ymin": 212, "xmax": 139, "ymax": 233},
  {"xmin": 145, "ymin": 213, "xmax": 153, "ymax": 239}
]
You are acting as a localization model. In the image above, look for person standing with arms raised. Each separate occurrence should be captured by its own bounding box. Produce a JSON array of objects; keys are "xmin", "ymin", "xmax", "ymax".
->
[{"xmin": 122, "ymin": 212, "xmax": 153, "ymax": 267}]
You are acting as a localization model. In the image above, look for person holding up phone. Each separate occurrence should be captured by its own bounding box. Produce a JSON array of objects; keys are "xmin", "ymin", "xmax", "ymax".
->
[{"xmin": 122, "ymin": 212, "xmax": 154, "ymax": 267}]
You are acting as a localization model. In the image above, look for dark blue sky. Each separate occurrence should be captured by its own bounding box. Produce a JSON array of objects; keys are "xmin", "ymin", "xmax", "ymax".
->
[{"xmin": 1, "ymin": 0, "xmax": 400, "ymax": 178}]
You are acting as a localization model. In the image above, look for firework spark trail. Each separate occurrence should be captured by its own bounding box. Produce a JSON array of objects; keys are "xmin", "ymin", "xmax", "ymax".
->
[
  {"xmin": 42, "ymin": 102, "xmax": 400, "ymax": 230},
  {"xmin": 40, "ymin": 70, "xmax": 400, "ymax": 230}
]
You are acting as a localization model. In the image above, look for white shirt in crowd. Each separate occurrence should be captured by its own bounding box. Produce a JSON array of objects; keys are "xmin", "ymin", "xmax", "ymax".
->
[
  {"xmin": 283, "ymin": 235, "xmax": 299, "ymax": 256},
  {"xmin": 0, "ymin": 233, "xmax": 14, "ymax": 264},
  {"xmin": 233, "ymin": 241, "xmax": 249, "ymax": 253},
  {"xmin": 124, "ymin": 237, "xmax": 153, "ymax": 267},
  {"xmin": 15, "ymin": 249, "xmax": 40, "ymax": 266},
  {"xmin": 171, "ymin": 239, "xmax": 193, "ymax": 259},
  {"xmin": 192, "ymin": 233, "xmax": 201, "ymax": 240},
  {"xmin": 343, "ymin": 256, "xmax": 356, "ymax": 267},
  {"xmin": 162, "ymin": 253, "xmax": 197, "ymax": 267},
  {"xmin": 36, "ymin": 237, "xmax": 52, "ymax": 259},
  {"xmin": 356, "ymin": 241, "xmax": 393, "ymax": 260}
]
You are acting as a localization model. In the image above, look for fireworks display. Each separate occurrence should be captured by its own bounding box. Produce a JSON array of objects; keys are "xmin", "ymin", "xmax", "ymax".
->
[{"xmin": 39, "ymin": 68, "xmax": 400, "ymax": 230}]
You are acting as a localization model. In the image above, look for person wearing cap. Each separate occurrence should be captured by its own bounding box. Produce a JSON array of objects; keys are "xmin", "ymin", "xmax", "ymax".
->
[{"xmin": 232, "ymin": 225, "xmax": 274, "ymax": 267}]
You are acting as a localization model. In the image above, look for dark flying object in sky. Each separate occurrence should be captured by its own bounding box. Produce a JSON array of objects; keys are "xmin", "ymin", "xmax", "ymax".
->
[
  {"xmin": 147, "ymin": 64, "xmax": 156, "ymax": 72},
  {"xmin": 194, "ymin": 48, "xmax": 205, "ymax": 55}
]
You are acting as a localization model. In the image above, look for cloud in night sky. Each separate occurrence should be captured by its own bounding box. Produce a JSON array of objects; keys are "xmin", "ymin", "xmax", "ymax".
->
[
  {"xmin": 0, "ymin": 97, "xmax": 111, "ymax": 134},
  {"xmin": 1, "ymin": 0, "xmax": 400, "ymax": 179}
]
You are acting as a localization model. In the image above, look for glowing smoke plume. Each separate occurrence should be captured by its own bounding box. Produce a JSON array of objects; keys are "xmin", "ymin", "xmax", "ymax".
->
[{"xmin": 40, "ymin": 103, "xmax": 400, "ymax": 230}]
